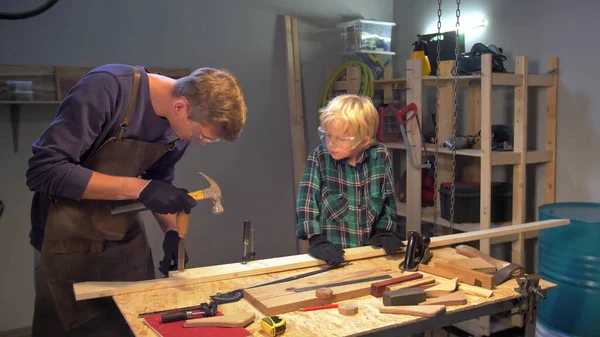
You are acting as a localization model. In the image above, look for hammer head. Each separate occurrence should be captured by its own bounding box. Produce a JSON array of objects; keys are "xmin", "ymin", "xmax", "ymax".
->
[{"xmin": 198, "ymin": 172, "xmax": 223, "ymax": 215}]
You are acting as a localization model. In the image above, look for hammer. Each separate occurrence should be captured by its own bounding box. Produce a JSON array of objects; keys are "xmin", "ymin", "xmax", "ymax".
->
[
  {"xmin": 455, "ymin": 245, "xmax": 524, "ymax": 286},
  {"xmin": 110, "ymin": 172, "xmax": 223, "ymax": 215}
]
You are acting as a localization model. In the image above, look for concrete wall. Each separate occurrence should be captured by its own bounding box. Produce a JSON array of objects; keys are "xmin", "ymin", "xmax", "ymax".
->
[{"xmin": 0, "ymin": 0, "xmax": 393, "ymax": 331}]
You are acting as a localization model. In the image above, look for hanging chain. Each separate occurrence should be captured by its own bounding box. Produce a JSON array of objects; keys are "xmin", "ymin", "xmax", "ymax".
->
[
  {"xmin": 432, "ymin": 0, "xmax": 442, "ymax": 236},
  {"xmin": 449, "ymin": 0, "xmax": 461, "ymax": 233}
]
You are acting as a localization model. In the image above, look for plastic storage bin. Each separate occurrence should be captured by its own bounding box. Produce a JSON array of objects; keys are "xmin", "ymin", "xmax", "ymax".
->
[
  {"xmin": 439, "ymin": 182, "xmax": 512, "ymax": 223},
  {"xmin": 339, "ymin": 19, "xmax": 396, "ymax": 53}
]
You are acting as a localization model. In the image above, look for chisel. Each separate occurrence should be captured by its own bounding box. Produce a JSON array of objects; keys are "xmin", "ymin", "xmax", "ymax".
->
[{"xmin": 176, "ymin": 211, "xmax": 190, "ymax": 272}]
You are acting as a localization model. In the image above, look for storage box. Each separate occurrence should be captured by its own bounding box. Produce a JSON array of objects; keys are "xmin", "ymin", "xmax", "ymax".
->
[
  {"xmin": 439, "ymin": 182, "xmax": 512, "ymax": 224},
  {"xmin": 339, "ymin": 19, "xmax": 396, "ymax": 53}
]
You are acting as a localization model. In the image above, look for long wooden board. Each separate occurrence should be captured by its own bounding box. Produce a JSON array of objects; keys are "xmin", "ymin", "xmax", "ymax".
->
[
  {"xmin": 73, "ymin": 219, "xmax": 569, "ymax": 301},
  {"xmin": 245, "ymin": 269, "xmax": 409, "ymax": 315}
]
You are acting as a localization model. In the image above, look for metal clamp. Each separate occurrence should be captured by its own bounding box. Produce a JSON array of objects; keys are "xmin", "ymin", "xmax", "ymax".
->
[{"xmin": 514, "ymin": 274, "xmax": 547, "ymax": 337}]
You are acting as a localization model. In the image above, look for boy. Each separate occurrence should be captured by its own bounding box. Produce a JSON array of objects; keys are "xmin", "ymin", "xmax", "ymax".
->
[{"xmin": 296, "ymin": 94, "xmax": 404, "ymax": 266}]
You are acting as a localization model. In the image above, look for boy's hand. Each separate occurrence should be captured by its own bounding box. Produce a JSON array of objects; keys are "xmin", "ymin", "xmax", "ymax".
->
[
  {"xmin": 308, "ymin": 235, "xmax": 345, "ymax": 266},
  {"xmin": 370, "ymin": 229, "xmax": 405, "ymax": 255}
]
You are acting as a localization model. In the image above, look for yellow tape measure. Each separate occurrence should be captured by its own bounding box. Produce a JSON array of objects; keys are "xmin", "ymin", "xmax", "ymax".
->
[{"xmin": 260, "ymin": 315, "xmax": 286, "ymax": 336}]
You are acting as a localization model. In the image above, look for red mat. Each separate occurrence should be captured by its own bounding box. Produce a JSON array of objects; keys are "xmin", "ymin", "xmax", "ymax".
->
[{"xmin": 143, "ymin": 310, "xmax": 252, "ymax": 337}]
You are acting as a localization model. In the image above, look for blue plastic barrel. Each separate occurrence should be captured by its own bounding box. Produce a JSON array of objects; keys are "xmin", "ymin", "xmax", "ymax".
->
[{"xmin": 537, "ymin": 202, "xmax": 600, "ymax": 337}]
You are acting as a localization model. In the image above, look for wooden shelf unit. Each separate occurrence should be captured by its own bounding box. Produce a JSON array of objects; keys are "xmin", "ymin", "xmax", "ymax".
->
[
  {"xmin": 331, "ymin": 54, "xmax": 559, "ymax": 336},
  {"xmin": 0, "ymin": 64, "xmax": 191, "ymax": 152}
]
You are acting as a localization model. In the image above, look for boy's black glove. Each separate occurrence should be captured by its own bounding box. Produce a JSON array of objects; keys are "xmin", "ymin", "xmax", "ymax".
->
[
  {"xmin": 370, "ymin": 229, "xmax": 406, "ymax": 255},
  {"xmin": 308, "ymin": 235, "xmax": 345, "ymax": 266},
  {"xmin": 138, "ymin": 180, "xmax": 196, "ymax": 214},
  {"xmin": 158, "ymin": 230, "xmax": 189, "ymax": 276}
]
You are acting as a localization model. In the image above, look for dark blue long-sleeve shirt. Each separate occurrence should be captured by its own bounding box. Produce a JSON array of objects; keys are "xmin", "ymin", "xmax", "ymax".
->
[{"xmin": 26, "ymin": 64, "xmax": 190, "ymax": 250}]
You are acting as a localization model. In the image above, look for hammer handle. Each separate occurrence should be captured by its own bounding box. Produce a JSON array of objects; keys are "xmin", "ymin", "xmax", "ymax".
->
[
  {"xmin": 177, "ymin": 212, "xmax": 190, "ymax": 238},
  {"xmin": 455, "ymin": 245, "xmax": 510, "ymax": 269}
]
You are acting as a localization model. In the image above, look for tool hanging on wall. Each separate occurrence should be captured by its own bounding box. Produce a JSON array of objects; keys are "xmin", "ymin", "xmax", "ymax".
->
[
  {"xmin": 394, "ymin": 102, "xmax": 432, "ymax": 170},
  {"xmin": 430, "ymin": 0, "xmax": 461, "ymax": 235}
]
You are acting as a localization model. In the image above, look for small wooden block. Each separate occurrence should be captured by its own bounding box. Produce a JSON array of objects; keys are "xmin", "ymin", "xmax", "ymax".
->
[
  {"xmin": 425, "ymin": 277, "xmax": 458, "ymax": 298},
  {"xmin": 338, "ymin": 302, "xmax": 358, "ymax": 316},
  {"xmin": 383, "ymin": 287, "xmax": 426, "ymax": 306},
  {"xmin": 458, "ymin": 283, "xmax": 494, "ymax": 298},
  {"xmin": 420, "ymin": 291, "xmax": 467, "ymax": 306},
  {"xmin": 448, "ymin": 257, "xmax": 497, "ymax": 273},
  {"xmin": 370, "ymin": 273, "xmax": 423, "ymax": 297},
  {"xmin": 315, "ymin": 288, "xmax": 333, "ymax": 300},
  {"xmin": 379, "ymin": 305, "xmax": 446, "ymax": 317},
  {"xmin": 418, "ymin": 262, "xmax": 495, "ymax": 290},
  {"xmin": 386, "ymin": 277, "xmax": 436, "ymax": 292}
]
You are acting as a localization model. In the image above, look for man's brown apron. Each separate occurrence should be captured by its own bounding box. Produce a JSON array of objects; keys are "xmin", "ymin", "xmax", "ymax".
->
[{"xmin": 32, "ymin": 68, "xmax": 177, "ymax": 337}]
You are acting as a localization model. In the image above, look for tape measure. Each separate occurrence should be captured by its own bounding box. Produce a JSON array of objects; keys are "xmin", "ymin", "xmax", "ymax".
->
[{"xmin": 260, "ymin": 315, "xmax": 286, "ymax": 336}]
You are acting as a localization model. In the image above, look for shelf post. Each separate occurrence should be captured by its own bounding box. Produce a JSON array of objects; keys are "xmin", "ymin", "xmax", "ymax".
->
[
  {"xmin": 405, "ymin": 59, "xmax": 423, "ymax": 235},
  {"xmin": 479, "ymin": 54, "xmax": 493, "ymax": 255},
  {"xmin": 544, "ymin": 57, "xmax": 559, "ymax": 204}
]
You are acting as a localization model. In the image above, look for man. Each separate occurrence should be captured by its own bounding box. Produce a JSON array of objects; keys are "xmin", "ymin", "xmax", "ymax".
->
[{"xmin": 25, "ymin": 64, "xmax": 247, "ymax": 337}]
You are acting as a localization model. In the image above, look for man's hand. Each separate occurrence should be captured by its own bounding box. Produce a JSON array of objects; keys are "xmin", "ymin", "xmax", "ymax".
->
[
  {"xmin": 158, "ymin": 230, "xmax": 189, "ymax": 276},
  {"xmin": 370, "ymin": 229, "xmax": 406, "ymax": 255},
  {"xmin": 308, "ymin": 235, "xmax": 345, "ymax": 266},
  {"xmin": 138, "ymin": 180, "xmax": 196, "ymax": 214}
]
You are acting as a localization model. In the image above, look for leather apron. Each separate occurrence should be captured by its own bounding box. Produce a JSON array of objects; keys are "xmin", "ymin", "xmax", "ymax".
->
[{"xmin": 32, "ymin": 68, "xmax": 177, "ymax": 337}]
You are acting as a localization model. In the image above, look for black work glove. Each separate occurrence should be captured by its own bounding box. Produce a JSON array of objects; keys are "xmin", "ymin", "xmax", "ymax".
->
[
  {"xmin": 138, "ymin": 180, "xmax": 196, "ymax": 214},
  {"xmin": 308, "ymin": 235, "xmax": 345, "ymax": 266},
  {"xmin": 158, "ymin": 230, "xmax": 189, "ymax": 277},
  {"xmin": 370, "ymin": 229, "xmax": 406, "ymax": 255}
]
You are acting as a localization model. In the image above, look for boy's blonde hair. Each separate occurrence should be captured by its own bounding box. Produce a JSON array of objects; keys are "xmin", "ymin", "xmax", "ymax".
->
[
  {"xmin": 173, "ymin": 68, "xmax": 247, "ymax": 142},
  {"xmin": 319, "ymin": 94, "xmax": 379, "ymax": 146}
]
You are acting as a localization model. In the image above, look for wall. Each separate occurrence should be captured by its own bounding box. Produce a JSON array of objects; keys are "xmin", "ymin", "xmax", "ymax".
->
[
  {"xmin": 0, "ymin": 0, "xmax": 393, "ymax": 331},
  {"xmin": 392, "ymin": 0, "xmax": 600, "ymax": 210}
]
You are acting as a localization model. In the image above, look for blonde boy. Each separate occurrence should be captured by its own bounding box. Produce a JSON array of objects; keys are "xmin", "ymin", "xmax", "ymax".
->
[{"xmin": 296, "ymin": 94, "xmax": 404, "ymax": 266}]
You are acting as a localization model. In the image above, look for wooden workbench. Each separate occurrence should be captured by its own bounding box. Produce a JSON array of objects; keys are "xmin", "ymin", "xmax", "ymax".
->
[{"xmin": 113, "ymin": 247, "xmax": 556, "ymax": 337}]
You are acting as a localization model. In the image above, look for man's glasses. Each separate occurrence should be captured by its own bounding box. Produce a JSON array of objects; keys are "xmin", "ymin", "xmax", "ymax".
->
[{"xmin": 190, "ymin": 121, "xmax": 220, "ymax": 143}]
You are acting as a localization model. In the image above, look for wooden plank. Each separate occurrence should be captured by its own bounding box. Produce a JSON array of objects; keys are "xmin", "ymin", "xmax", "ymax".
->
[
  {"xmin": 434, "ymin": 61, "xmax": 455, "ymax": 223},
  {"xmin": 246, "ymin": 270, "xmax": 407, "ymax": 315},
  {"xmin": 72, "ymin": 219, "xmax": 569, "ymax": 301},
  {"xmin": 545, "ymin": 58, "xmax": 559, "ymax": 204},
  {"xmin": 464, "ymin": 79, "xmax": 482, "ymax": 181},
  {"xmin": 346, "ymin": 65, "xmax": 360, "ymax": 94},
  {"xmin": 425, "ymin": 277, "xmax": 458, "ymax": 297},
  {"xmin": 383, "ymin": 66, "xmax": 393, "ymax": 103},
  {"xmin": 447, "ymin": 257, "xmax": 497, "ymax": 273},
  {"xmin": 512, "ymin": 56, "xmax": 528, "ymax": 270},
  {"xmin": 284, "ymin": 16, "xmax": 308, "ymax": 254},
  {"xmin": 406, "ymin": 59, "xmax": 423, "ymax": 235},
  {"xmin": 528, "ymin": 74, "xmax": 555, "ymax": 87},
  {"xmin": 386, "ymin": 277, "xmax": 436, "ymax": 292},
  {"xmin": 492, "ymin": 73, "xmax": 522, "ymax": 86},
  {"xmin": 371, "ymin": 273, "xmax": 423, "ymax": 297},
  {"xmin": 420, "ymin": 291, "xmax": 467, "ymax": 306},
  {"xmin": 418, "ymin": 263, "xmax": 495, "ymax": 290},
  {"xmin": 479, "ymin": 53, "xmax": 493, "ymax": 255}
]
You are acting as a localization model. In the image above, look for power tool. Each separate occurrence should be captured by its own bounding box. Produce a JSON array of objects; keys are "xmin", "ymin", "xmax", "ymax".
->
[{"xmin": 261, "ymin": 315, "xmax": 286, "ymax": 336}]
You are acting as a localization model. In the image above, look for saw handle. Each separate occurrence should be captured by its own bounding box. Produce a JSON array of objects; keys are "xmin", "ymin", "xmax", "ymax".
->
[
  {"xmin": 455, "ymin": 245, "xmax": 509, "ymax": 269},
  {"xmin": 177, "ymin": 212, "xmax": 190, "ymax": 239}
]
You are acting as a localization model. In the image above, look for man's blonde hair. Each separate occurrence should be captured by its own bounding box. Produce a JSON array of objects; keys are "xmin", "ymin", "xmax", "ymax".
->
[
  {"xmin": 173, "ymin": 68, "xmax": 247, "ymax": 142},
  {"xmin": 319, "ymin": 94, "xmax": 379, "ymax": 145}
]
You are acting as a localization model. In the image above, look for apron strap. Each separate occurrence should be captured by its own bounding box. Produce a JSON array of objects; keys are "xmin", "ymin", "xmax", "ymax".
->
[{"xmin": 117, "ymin": 67, "xmax": 142, "ymax": 140}]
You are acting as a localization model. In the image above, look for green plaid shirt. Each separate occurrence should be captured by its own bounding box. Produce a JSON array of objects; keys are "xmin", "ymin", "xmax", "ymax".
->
[{"xmin": 296, "ymin": 142, "xmax": 398, "ymax": 248}]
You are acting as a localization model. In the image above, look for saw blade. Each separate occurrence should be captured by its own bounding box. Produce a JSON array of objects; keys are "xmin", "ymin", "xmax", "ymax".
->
[
  {"xmin": 290, "ymin": 274, "xmax": 392, "ymax": 293},
  {"xmin": 178, "ymin": 239, "xmax": 185, "ymax": 272}
]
